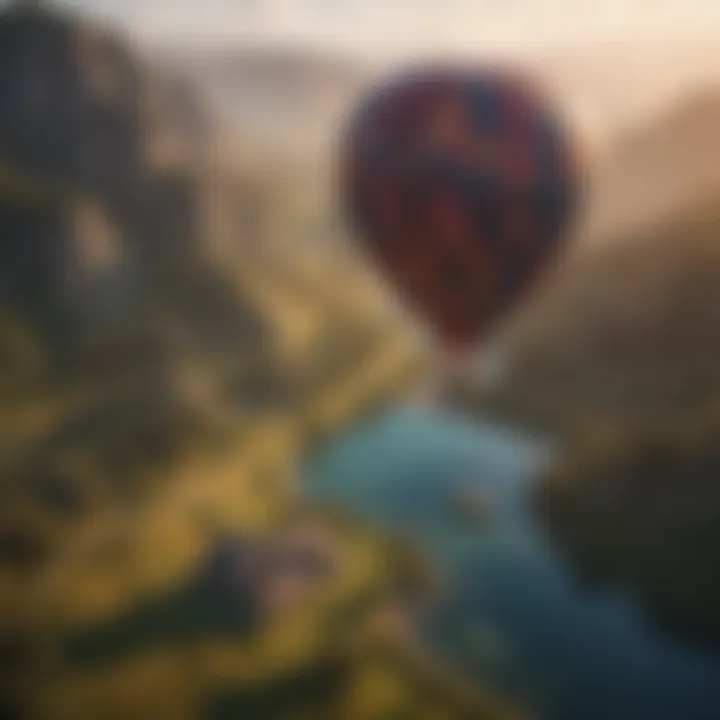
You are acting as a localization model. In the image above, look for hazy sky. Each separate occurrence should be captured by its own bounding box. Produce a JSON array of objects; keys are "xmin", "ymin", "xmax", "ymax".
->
[{"xmin": 55, "ymin": 0, "xmax": 720, "ymax": 53}]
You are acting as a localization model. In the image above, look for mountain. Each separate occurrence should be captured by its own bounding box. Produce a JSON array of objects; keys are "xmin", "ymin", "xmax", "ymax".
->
[
  {"xmin": 0, "ymin": 2, "xmax": 270, "ymax": 382},
  {"xmin": 469, "ymin": 206, "xmax": 720, "ymax": 435},
  {"xmin": 157, "ymin": 45, "xmax": 369, "ymax": 165},
  {"xmin": 0, "ymin": 7, "xmax": 464, "ymax": 720},
  {"xmin": 537, "ymin": 403, "xmax": 720, "ymax": 649},
  {"xmin": 152, "ymin": 37, "xmax": 720, "ymax": 174},
  {"xmin": 530, "ymin": 39, "xmax": 720, "ymax": 156},
  {"xmin": 445, "ymin": 89, "xmax": 720, "ymax": 436},
  {"xmin": 580, "ymin": 88, "xmax": 720, "ymax": 243}
]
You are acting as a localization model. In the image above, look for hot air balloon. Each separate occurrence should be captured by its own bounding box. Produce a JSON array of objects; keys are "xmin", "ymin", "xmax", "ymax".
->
[{"xmin": 342, "ymin": 65, "xmax": 581, "ymax": 358}]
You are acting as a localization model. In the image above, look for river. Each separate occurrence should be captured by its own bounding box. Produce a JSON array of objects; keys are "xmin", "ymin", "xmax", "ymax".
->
[{"xmin": 304, "ymin": 407, "xmax": 720, "ymax": 720}]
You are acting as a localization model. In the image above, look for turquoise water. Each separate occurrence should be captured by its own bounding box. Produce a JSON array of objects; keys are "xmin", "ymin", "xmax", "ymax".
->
[{"xmin": 304, "ymin": 408, "xmax": 720, "ymax": 720}]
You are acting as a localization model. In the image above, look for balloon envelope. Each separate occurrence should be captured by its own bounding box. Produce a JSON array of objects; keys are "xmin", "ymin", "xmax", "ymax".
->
[{"xmin": 342, "ymin": 65, "xmax": 580, "ymax": 354}]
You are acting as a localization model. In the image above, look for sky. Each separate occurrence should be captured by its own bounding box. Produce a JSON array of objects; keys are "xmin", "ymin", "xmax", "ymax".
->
[
  {"xmin": 53, "ymin": 0, "xmax": 720, "ymax": 54},
  {"xmin": 40, "ymin": 0, "xmax": 720, "ymax": 156}
]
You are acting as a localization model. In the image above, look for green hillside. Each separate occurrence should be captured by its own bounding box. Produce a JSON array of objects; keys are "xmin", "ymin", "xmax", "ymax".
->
[
  {"xmin": 0, "ymin": 4, "xmax": 520, "ymax": 719},
  {"xmin": 450, "ymin": 200, "xmax": 720, "ymax": 438},
  {"xmin": 536, "ymin": 403, "xmax": 720, "ymax": 650}
]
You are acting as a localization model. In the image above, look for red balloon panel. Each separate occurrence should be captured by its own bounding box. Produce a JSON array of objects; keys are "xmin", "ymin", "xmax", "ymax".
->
[{"xmin": 343, "ymin": 65, "xmax": 579, "ymax": 352}]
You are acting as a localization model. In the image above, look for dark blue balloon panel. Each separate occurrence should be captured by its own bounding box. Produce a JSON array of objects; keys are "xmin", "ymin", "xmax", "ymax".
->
[{"xmin": 343, "ymin": 66, "xmax": 580, "ymax": 351}]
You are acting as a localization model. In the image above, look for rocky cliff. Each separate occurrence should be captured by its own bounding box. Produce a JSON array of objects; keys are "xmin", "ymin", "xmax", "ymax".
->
[
  {"xmin": 0, "ymin": 8, "xmax": 442, "ymax": 719},
  {"xmin": 0, "ymin": 3, "xmax": 267, "ymax": 382}
]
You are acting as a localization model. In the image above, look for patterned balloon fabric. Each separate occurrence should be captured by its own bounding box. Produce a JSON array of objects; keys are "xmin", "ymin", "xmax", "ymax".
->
[{"xmin": 343, "ymin": 66, "xmax": 580, "ymax": 354}]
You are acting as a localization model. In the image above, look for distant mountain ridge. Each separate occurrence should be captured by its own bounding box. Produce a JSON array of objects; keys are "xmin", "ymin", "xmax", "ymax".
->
[
  {"xmin": 155, "ymin": 44, "xmax": 370, "ymax": 163},
  {"xmin": 160, "ymin": 44, "xmax": 365, "ymax": 84},
  {"xmin": 448, "ymin": 87, "xmax": 720, "ymax": 434},
  {"xmin": 580, "ymin": 87, "xmax": 720, "ymax": 243}
]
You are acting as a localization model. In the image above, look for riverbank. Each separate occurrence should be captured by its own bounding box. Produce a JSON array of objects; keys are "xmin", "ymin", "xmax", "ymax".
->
[{"xmin": 305, "ymin": 407, "xmax": 720, "ymax": 720}]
